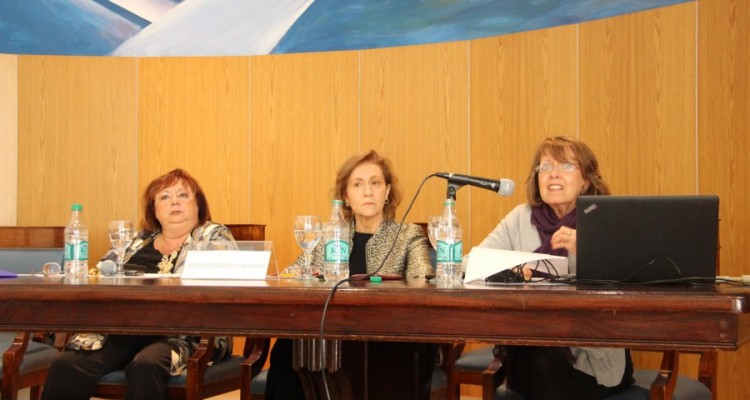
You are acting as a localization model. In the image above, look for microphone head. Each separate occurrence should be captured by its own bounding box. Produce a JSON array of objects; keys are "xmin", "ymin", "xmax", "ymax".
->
[
  {"xmin": 497, "ymin": 179, "xmax": 515, "ymax": 196},
  {"xmin": 99, "ymin": 259, "xmax": 116, "ymax": 276}
]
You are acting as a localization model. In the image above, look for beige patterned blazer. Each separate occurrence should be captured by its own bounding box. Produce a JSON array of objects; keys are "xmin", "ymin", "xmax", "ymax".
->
[{"xmin": 285, "ymin": 219, "xmax": 432, "ymax": 280}]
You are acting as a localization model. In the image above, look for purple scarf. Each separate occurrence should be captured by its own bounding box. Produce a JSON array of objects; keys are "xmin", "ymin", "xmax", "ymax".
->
[{"xmin": 531, "ymin": 204, "xmax": 576, "ymax": 257}]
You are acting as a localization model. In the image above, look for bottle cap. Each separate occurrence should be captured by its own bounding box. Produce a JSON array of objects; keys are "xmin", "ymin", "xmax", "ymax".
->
[
  {"xmin": 369, "ymin": 275, "xmax": 383, "ymax": 283},
  {"xmin": 443, "ymin": 199, "xmax": 455, "ymax": 206},
  {"xmin": 71, "ymin": 204, "xmax": 83, "ymax": 211},
  {"xmin": 332, "ymin": 199, "xmax": 343, "ymax": 205}
]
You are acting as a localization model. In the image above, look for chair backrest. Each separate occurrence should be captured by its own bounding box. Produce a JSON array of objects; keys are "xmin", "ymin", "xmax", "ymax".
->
[
  {"xmin": 0, "ymin": 226, "xmax": 65, "ymax": 274},
  {"xmin": 225, "ymin": 224, "xmax": 265, "ymax": 241},
  {"xmin": 0, "ymin": 248, "xmax": 64, "ymax": 274}
]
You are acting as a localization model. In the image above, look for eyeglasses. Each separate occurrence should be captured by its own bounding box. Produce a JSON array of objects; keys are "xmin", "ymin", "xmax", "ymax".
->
[{"xmin": 535, "ymin": 162, "xmax": 579, "ymax": 174}]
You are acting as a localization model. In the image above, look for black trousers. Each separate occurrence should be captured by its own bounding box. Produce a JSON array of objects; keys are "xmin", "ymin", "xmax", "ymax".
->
[
  {"xmin": 264, "ymin": 339, "xmax": 305, "ymax": 400},
  {"xmin": 265, "ymin": 339, "xmax": 437, "ymax": 400},
  {"xmin": 42, "ymin": 335, "xmax": 172, "ymax": 400},
  {"xmin": 504, "ymin": 346, "xmax": 634, "ymax": 400}
]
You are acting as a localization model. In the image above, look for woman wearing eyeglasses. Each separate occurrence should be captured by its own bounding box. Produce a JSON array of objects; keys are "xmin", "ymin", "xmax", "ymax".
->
[{"xmin": 478, "ymin": 136, "xmax": 633, "ymax": 400}]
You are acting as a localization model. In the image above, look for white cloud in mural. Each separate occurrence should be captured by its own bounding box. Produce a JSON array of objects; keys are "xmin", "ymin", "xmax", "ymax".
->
[
  {"xmin": 112, "ymin": 0, "xmax": 313, "ymax": 56},
  {"xmin": 110, "ymin": 0, "xmax": 177, "ymax": 22}
]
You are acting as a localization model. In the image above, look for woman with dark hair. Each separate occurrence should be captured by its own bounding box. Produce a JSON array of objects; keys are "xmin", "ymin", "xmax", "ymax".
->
[
  {"xmin": 478, "ymin": 136, "xmax": 633, "ymax": 400},
  {"xmin": 42, "ymin": 168, "xmax": 235, "ymax": 400}
]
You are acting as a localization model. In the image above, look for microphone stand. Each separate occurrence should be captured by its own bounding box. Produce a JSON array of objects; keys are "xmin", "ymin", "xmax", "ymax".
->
[{"xmin": 446, "ymin": 182, "xmax": 463, "ymax": 200}]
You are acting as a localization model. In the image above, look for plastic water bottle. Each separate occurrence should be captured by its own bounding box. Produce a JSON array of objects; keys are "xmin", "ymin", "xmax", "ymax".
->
[
  {"xmin": 436, "ymin": 198, "xmax": 462, "ymax": 286},
  {"xmin": 64, "ymin": 203, "xmax": 89, "ymax": 278},
  {"xmin": 322, "ymin": 199, "xmax": 350, "ymax": 282}
]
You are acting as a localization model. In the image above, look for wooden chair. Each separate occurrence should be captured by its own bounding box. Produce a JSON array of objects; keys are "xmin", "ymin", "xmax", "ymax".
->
[
  {"xmin": 494, "ymin": 350, "xmax": 715, "ymax": 400},
  {"xmin": 94, "ymin": 337, "xmax": 271, "ymax": 400},
  {"xmin": 444, "ymin": 342, "xmax": 500, "ymax": 400},
  {"xmin": 0, "ymin": 226, "xmax": 66, "ymax": 400},
  {"xmin": 93, "ymin": 223, "xmax": 271, "ymax": 400}
]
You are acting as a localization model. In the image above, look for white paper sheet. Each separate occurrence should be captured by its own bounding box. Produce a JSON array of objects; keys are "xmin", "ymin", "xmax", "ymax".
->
[{"xmin": 464, "ymin": 247, "xmax": 568, "ymax": 283}]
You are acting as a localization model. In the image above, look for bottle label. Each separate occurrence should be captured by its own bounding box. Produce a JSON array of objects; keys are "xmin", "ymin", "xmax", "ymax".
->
[
  {"xmin": 65, "ymin": 241, "xmax": 89, "ymax": 261},
  {"xmin": 437, "ymin": 240, "xmax": 462, "ymax": 263},
  {"xmin": 325, "ymin": 240, "xmax": 350, "ymax": 263}
]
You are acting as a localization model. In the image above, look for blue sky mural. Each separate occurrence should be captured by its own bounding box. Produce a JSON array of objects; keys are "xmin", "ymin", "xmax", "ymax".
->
[{"xmin": 0, "ymin": 0, "xmax": 691, "ymax": 56}]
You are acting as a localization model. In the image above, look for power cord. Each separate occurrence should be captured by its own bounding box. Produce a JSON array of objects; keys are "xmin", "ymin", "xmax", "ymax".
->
[{"xmin": 317, "ymin": 173, "xmax": 436, "ymax": 399}]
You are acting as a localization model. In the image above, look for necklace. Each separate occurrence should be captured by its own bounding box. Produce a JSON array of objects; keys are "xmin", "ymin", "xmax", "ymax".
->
[
  {"xmin": 157, "ymin": 247, "xmax": 181, "ymax": 273},
  {"xmin": 156, "ymin": 235, "xmax": 185, "ymax": 274}
]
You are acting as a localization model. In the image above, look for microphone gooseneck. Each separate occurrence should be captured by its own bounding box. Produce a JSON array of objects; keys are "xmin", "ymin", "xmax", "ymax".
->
[{"xmin": 436, "ymin": 172, "xmax": 515, "ymax": 199}]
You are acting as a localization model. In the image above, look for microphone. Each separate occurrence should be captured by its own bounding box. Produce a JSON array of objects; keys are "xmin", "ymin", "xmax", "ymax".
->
[
  {"xmin": 436, "ymin": 173, "xmax": 515, "ymax": 197},
  {"xmin": 98, "ymin": 260, "xmax": 116, "ymax": 276}
]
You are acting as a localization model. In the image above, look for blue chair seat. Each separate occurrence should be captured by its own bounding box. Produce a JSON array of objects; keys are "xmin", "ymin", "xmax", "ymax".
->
[
  {"xmin": 0, "ymin": 332, "xmax": 60, "ymax": 375},
  {"xmin": 96, "ymin": 354, "xmax": 247, "ymax": 389},
  {"xmin": 431, "ymin": 363, "xmax": 448, "ymax": 395},
  {"xmin": 250, "ymin": 368, "xmax": 267, "ymax": 396},
  {"xmin": 455, "ymin": 346, "xmax": 495, "ymax": 372},
  {"xmin": 495, "ymin": 369, "xmax": 711, "ymax": 400}
]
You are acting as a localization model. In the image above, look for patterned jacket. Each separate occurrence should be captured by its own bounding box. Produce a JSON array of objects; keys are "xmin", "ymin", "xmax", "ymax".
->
[
  {"xmin": 67, "ymin": 221, "xmax": 236, "ymax": 376},
  {"xmin": 285, "ymin": 219, "xmax": 432, "ymax": 280}
]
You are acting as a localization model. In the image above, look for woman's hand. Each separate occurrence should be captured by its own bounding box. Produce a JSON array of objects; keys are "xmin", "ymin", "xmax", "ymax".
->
[{"xmin": 551, "ymin": 226, "xmax": 577, "ymax": 255}]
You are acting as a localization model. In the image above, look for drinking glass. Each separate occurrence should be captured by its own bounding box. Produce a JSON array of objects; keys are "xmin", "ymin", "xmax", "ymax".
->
[
  {"xmin": 427, "ymin": 216, "xmax": 441, "ymax": 249},
  {"xmin": 108, "ymin": 220, "xmax": 134, "ymax": 276},
  {"xmin": 293, "ymin": 215, "xmax": 322, "ymax": 280}
]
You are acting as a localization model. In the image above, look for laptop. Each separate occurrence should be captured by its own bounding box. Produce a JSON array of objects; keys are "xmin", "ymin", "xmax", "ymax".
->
[{"xmin": 576, "ymin": 195, "xmax": 719, "ymax": 284}]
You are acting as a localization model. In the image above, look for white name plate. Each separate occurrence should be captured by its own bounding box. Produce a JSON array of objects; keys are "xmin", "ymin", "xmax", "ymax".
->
[{"xmin": 182, "ymin": 250, "xmax": 270, "ymax": 280}]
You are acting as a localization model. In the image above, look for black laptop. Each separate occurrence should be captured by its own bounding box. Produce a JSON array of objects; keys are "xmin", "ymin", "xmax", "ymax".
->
[{"xmin": 576, "ymin": 195, "xmax": 719, "ymax": 283}]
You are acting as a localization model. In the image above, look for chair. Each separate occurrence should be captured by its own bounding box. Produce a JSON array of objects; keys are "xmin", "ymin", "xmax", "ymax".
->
[
  {"xmin": 444, "ymin": 342, "xmax": 500, "ymax": 400},
  {"xmin": 94, "ymin": 337, "xmax": 271, "ymax": 400},
  {"xmin": 494, "ymin": 350, "xmax": 715, "ymax": 400},
  {"xmin": 93, "ymin": 224, "xmax": 271, "ymax": 400},
  {"xmin": 0, "ymin": 226, "xmax": 66, "ymax": 400},
  {"xmin": 446, "ymin": 332, "xmax": 716, "ymax": 400}
]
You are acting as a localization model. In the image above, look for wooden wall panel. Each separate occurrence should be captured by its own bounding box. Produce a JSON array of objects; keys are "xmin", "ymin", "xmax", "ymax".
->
[
  {"xmin": 699, "ymin": 0, "xmax": 750, "ymax": 277},
  {"xmin": 360, "ymin": 42, "xmax": 470, "ymax": 237},
  {"xmin": 699, "ymin": 0, "xmax": 750, "ymax": 398},
  {"xmin": 580, "ymin": 4, "xmax": 697, "ymax": 196},
  {"xmin": 138, "ymin": 57, "xmax": 251, "ymax": 228},
  {"xmin": 250, "ymin": 52, "xmax": 359, "ymax": 271},
  {"xmin": 18, "ymin": 55, "xmax": 137, "ymax": 263},
  {"xmin": 469, "ymin": 26, "xmax": 578, "ymax": 250},
  {"xmin": 0, "ymin": 54, "xmax": 18, "ymax": 226}
]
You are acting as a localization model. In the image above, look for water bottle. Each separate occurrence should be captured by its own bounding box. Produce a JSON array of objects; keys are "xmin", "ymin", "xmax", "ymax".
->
[
  {"xmin": 64, "ymin": 203, "xmax": 89, "ymax": 278},
  {"xmin": 322, "ymin": 199, "xmax": 350, "ymax": 282},
  {"xmin": 436, "ymin": 198, "xmax": 462, "ymax": 286}
]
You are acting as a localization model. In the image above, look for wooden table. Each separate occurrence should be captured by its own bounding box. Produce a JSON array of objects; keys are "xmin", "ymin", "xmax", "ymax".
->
[
  {"xmin": 0, "ymin": 275, "xmax": 748, "ymax": 351},
  {"xmin": 2, "ymin": 275, "xmax": 749, "ymax": 399}
]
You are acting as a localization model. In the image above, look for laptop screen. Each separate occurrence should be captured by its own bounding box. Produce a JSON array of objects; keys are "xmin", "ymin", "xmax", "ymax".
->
[{"xmin": 575, "ymin": 195, "xmax": 719, "ymax": 284}]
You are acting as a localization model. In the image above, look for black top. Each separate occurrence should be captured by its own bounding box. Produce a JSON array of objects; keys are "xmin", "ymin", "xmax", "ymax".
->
[
  {"xmin": 126, "ymin": 240, "xmax": 163, "ymax": 273},
  {"xmin": 349, "ymin": 231, "xmax": 373, "ymax": 275}
]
